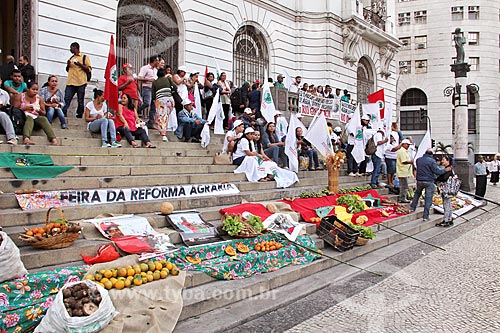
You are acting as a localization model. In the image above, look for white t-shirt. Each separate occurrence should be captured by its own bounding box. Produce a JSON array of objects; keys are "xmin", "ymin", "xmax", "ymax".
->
[
  {"xmin": 289, "ymin": 83, "xmax": 299, "ymax": 93},
  {"xmin": 222, "ymin": 129, "xmax": 243, "ymax": 153},
  {"xmin": 86, "ymin": 101, "xmax": 108, "ymax": 129},
  {"xmin": 373, "ymin": 132, "xmax": 386, "ymax": 159},
  {"xmin": 233, "ymin": 137, "xmax": 253, "ymax": 160},
  {"xmin": 0, "ymin": 88, "xmax": 10, "ymax": 105},
  {"xmin": 490, "ymin": 160, "xmax": 500, "ymax": 172},
  {"xmin": 384, "ymin": 133, "xmax": 399, "ymax": 159}
]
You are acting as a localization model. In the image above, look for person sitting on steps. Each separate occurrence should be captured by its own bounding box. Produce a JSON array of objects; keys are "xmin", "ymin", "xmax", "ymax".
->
[
  {"xmin": 17, "ymin": 81, "xmax": 58, "ymax": 146},
  {"xmin": 115, "ymin": 93, "xmax": 156, "ymax": 148},
  {"xmin": 39, "ymin": 75, "xmax": 67, "ymax": 129},
  {"xmin": 175, "ymin": 99, "xmax": 206, "ymax": 142},
  {"xmin": 85, "ymin": 88, "xmax": 121, "ymax": 148}
]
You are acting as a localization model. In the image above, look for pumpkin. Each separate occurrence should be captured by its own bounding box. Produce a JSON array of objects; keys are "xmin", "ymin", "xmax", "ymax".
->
[
  {"xmin": 266, "ymin": 203, "xmax": 278, "ymax": 214},
  {"xmin": 380, "ymin": 210, "xmax": 390, "ymax": 217},
  {"xmin": 225, "ymin": 245, "xmax": 237, "ymax": 256},
  {"xmin": 236, "ymin": 243, "xmax": 250, "ymax": 253},
  {"xmin": 186, "ymin": 256, "xmax": 202, "ymax": 265},
  {"xmin": 355, "ymin": 215, "xmax": 368, "ymax": 225},
  {"xmin": 160, "ymin": 202, "xmax": 174, "ymax": 215}
]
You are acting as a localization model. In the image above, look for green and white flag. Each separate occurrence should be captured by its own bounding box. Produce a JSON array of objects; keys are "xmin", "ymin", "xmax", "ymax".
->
[{"xmin": 260, "ymin": 71, "xmax": 277, "ymax": 123}]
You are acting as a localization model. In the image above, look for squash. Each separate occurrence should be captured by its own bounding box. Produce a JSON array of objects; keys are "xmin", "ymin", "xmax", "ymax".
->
[
  {"xmin": 266, "ymin": 203, "xmax": 278, "ymax": 214},
  {"xmin": 355, "ymin": 215, "xmax": 368, "ymax": 225},
  {"xmin": 186, "ymin": 256, "xmax": 202, "ymax": 265},
  {"xmin": 380, "ymin": 210, "xmax": 390, "ymax": 217},
  {"xmin": 160, "ymin": 202, "xmax": 174, "ymax": 215},
  {"xmin": 236, "ymin": 243, "xmax": 250, "ymax": 253},
  {"xmin": 225, "ymin": 245, "xmax": 237, "ymax": 256}
]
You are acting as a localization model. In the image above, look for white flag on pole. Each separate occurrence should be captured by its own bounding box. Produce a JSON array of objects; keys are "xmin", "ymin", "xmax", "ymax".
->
[
  {"xmin": 207, "ymin": 89, "xmax": 220, "ymax": 123},
  {"xmin": 305, "ymin": 111, "xmax": 333, "ymax": 157},
  {"xmin": 213, "ymin": 57, "xmax": 221, "ymax": 80},
  {"xmin": 260, "ymin": 73, "xmax": 277, "ymax": 123},
  {"xmin": 362, "ymin": 103, "xmax": 382, "ymax": 130},
  {"xmin": 384, "ymin": 102, "xmax": 393, "ymax": 139},
  {"xmin": 285, "ymin": 113, "xmax": 300, "ymax": 173},
  {"xmin": 346, "ymin": 104, "xmax": 366, "ymax": 164},
  {"xmin": 283, "ymin": 70, "xmax": 294, "ymax": 90},
  {"xmin": 193, "ymin": 85, "xmax": 203, "ymax": 119},
  {"xmin": 214, "ymin": 100, "xmax": 225, "ymax": 135},
  {"xmin": 276, "ymin": 115, "xmax": 288, "ymax": 140},
  {"xmin": 414, "ymin": 129, "xmax": 432, "ymax": 167}
]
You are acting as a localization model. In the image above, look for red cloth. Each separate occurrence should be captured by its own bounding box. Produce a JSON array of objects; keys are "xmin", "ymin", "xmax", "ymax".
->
[
  {"xmin": 104, "ymin": 35, "xmax": 119, "ymax": 112},
  {"xmin": 281, "ymin": 190, "xmax": 391, "ymax": 225},
  {"xmin": 367, "ymin": 89, "xmax": 385, "ymax": 119},
  {"xmin": 219, "ymin": 203, "xmax": 272, "ymax": 220},
  {"xmin": 81, "ymin": 244, "xmax": 120, "ymax": 264}
]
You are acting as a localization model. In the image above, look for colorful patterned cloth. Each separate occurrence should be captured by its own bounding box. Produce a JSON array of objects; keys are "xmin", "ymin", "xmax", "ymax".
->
[
  {"xmin": 0, "ymin": 266, "xmax": 87, "ymax": 333},
  {"xmin": 170, "ymin": 233, "xmax": 320, "ymax": 280}
]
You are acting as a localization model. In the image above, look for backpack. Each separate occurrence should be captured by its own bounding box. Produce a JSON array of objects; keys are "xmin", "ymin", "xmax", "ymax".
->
[
  {"xmin": 0, "ymin": 106, "xmax": 25, "ymax": 135},
  {"xmin": 230, "ymin": 88, "xmax": 241, "ymax": 107},
  {"xmin": 365, "ymin": 135, "xmax": 377, "ymax": 155},
  {"xmin": 83, "ymin": 55, "xmax": 91, "ymax": 82}
]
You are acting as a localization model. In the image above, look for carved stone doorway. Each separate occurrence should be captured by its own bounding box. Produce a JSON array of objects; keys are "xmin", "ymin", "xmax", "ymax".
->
[
  {"xmin": 0, "ymin": 0, "xmax": 31, "ymax": 64},
  {"xmin": 356, "ymin": 57, "xmax": 374, "ymax": 103},
  {"xmin": 117, "ymin": 0, "xmax": 179, "ymax": 72}
]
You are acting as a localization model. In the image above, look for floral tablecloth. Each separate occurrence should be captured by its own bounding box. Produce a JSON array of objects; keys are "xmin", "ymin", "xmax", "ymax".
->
[
  {"xmin": 0, "ymin": 266, "xmax": 87, "ymax": 333},
  {"xmin": 170, "ymin": 233, "xmax": 320, "ymax": 280}
]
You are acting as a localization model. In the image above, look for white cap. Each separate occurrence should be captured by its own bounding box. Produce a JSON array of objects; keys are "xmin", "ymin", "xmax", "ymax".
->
[
  {"xmin": 233, "ymin": 119, "xmax": 244, "ymax": 128},
  {"xmin": 244, "ymin": 108, "xmax": 252, "ymax": 114},
  {"xmin": 178, "ymin": 65, "xmax": 187, "ymax": 72},
  {"xmin": 182, "ymin": 99, "xmax": 192, "ymax": 106},
  {"xmin": 244, "ymin": 127, "xmax": 255, "ymax": 134},
  {"xmin": 361, "ymin": 114, "xmax": 370, "ymax": 121},
  {"xmin": 401, "ymin": 139, "xmax": 411, "ymax": 145},
  {"xmin": 334, "ymin": 126, "xmax": 341, "ymax": 132}
]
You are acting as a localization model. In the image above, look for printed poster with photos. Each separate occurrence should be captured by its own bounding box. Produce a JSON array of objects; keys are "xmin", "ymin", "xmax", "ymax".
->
[
  {"xmin": 432, "ymin": 191, "xmax": 483, "ymax": 217},
  {"xmin": 165, "ymin": 210, "xmax": 221, "ymax": 246}
]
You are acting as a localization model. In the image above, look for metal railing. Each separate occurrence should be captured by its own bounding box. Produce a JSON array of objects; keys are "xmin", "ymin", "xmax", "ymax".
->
[{"xmin": 363, "ymin": 8, "xmax": 386, "ymax": 31}]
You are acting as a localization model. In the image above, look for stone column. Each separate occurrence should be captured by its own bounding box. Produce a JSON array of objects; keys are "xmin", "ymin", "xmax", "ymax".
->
[{"xmin": 451, "ymin": 63, "xmax": 474, "ymax": 191}]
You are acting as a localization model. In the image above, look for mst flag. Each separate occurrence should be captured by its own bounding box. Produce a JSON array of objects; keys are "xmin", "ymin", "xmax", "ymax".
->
[
  {"xmin": 414, "ymin": 129, "xmax": 432, "ymax": 167},
  {"xmin": 104, "ymin": 35, "xmax": 118, "ymax": 112},
  {"xmin": 346, "ymin": 104, "xmax": 365, "ymax": 163},
  {"xmin": 193, "ymin": 84, "xmax": 203, "ymax": 119},
  {"xmin": 207, "ymin": 88, "xmax": 220, "ymax": 123},
  {"xmin": 283, "ymin": 70, "xmax": 294, "ymax": 90},
  {"xmin": 384, "ymin": 102, "xmax": 393, "ymax": 139},
  {"xmin": 260, "ymin": 78, "xmax": 277, "ymax": 123},
  {"xmin": 305, "ymin": 111, "xmax": 333, "ymax": 157},
  {"xmin": 285, "ymin": 113, "xmax": 301, "ymax": 173},
  {"xmin": 367, "ymin": 89, "xmax": 385, "ymax": 119}
]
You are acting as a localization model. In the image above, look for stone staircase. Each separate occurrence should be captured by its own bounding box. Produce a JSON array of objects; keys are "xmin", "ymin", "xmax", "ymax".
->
[{"xmin": 0, "ymin": 118, "xmax": 484, "ymax": 332}]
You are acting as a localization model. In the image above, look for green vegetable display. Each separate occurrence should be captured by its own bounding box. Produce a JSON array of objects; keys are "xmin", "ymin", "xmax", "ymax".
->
[
  {"xmin": 337, "ymin": 185, "xmax": 372, "ymax": 194},
  {"xmin": 336, "ymin": 194, "xmax": 366, "ymax": 213},
  {"xmin": 222, "ymin": 215, "xmax": 244, "ymax": 236},
  {"xmin": 247, "ymin": 215, "xmax": 264, "ymax": 233},
  {"xmin": 347, "ymin": 222, "xmax": 376, "ymax": 239}
]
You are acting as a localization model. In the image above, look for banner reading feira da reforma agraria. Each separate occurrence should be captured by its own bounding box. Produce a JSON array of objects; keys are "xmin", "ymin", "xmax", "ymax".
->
[{"xmin": 15, "ymin": 183, "xmax": 240, "ymax": 210}]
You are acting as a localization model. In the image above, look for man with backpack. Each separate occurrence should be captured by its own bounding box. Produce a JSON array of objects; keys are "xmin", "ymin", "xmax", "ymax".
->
[
  {"xmin": 62, "ymin": 42, "xmax": 92, "ymax": 118},
  {"xmin": 0, "ymin": 78, "xmax": 19, "ymax": 145},
  {"xmin": 370, "ymin": 128, "xmax": 388, "ymax": 189}
]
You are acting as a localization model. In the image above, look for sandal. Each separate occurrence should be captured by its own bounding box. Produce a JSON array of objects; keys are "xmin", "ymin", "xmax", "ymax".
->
[
  {"xmin": 130, "ymin": 141, "xmax": 140, "ymax": 148},
  {"xmin": 146, "ymin": 143, "xmax": 156, "ymax": 149},
  {"xmin": 258, "ymin": 178, "xmax": 268, "ymax": 182},
  {"xmin": 23, "ymin": 138, "xmax": 35, "ymax": 145}
]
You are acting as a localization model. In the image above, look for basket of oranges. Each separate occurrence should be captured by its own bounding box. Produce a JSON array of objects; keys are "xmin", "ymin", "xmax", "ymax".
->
[{"xmin": 19, "ymin": 207, "xmax": 82, "ymax": 249}]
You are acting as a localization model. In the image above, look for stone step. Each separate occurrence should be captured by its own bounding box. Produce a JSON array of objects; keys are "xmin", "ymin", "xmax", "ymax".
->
[
  {"xmin": 176, "ymin": 210, "xmax": 439, "ymax": 323},
  {"xmin": 0, "ymin": 178, "xmax": 373, "ymax": 226}
]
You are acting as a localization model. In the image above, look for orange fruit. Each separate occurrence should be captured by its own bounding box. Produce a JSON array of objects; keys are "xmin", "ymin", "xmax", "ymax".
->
[
  {"xmin": 142, "ymin": 276, "xmax": 148, "ymax": 284},
  {"xmin": 103, "ymin": 270, "xmax": 113, "ymax": 279},
  {"xmin": 160, "ymin": 270, "xmax": 168, "ymax": 279},
  {"xmin": 127, "ymin": 268, "xmax": 135, "ymax": 277},
  {"xmin": 166, "ymin": 262, "xmax": 173, "ymax": 271},
  {"xmin": 146, "ymin": 274, "xmax": 154, "ymax": 282},
  {"xmin": 112, "ymin": 269, "xmax": 118, "ymax": 278},
  {"xmin": 153, "ymin": 271, "xmax": 161, "ymax": 280},
  {"xmin": 270, "ymin": 245, "xmax": 276, "ymax": 251},
  {"xmin": 133, "ymin": 275, "xmax": 142, "ymax": 286},
  {"xmin": 124, "ymin": 279, "xmax": 132, "ymax": 288},
  {"xmin": 140, "ymin": 263, "xmax": 149, "ymax": 273},
  {"xmin": 114, "ymin": 280, "xmax": 125, "ymax": 290},
  {"xmin": 255, "ymin": 245, "xmax": 261, "ymax": 251},
  {"xmin": 133, "ymin": 265, "xmax": 141, "ymax": 274},
  {"xmin": 170, "ymin": 266, "xmax": 179, "ymax": 276},
  {"xmin": 94, "ymin": 272, "xmax": 103, "ymax": 281},
  {"xmin": 103, "ymin": 280, "xmax": 113, "ymax": 290},
  {"xmin": 155, "ymin": 262, "xmax": 163, "ymax": 271},
  {"xmin": 147, "ymin": 261, "xmax": 156, "ymax": 272},
  {"xmin": 83, "ymin": 274, "xmax": 94, "ymax": 281},
  {"xmin": 110, "ymin": 278, "xmax": 118, "ymax": 286}
]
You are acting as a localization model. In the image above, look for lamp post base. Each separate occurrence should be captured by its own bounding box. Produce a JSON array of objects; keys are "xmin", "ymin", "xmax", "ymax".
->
[{"xmin": 454, "ymin": 159, "xmax": 474, "ymax": 192}]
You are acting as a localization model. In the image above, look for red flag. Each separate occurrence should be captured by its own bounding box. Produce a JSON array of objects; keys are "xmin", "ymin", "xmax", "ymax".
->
[
  {"xmin": 104, "ymin": 35, "xmax": 118, "ymax": 112},
  {"xmin": 203, "ymin": 65, "xmax": 209, "ymax": 85},
  {"xmin": 367, "ymin": 89, "xmax": 385, "ymax": 119}
]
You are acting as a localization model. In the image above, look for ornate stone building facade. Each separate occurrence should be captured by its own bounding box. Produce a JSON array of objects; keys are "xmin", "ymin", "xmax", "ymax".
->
[{"xmin": 1, "ymin": 0, "xmax": 399, "ymax": 108}]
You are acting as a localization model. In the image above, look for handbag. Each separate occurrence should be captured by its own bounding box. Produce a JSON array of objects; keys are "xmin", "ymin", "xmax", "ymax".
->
[{"xmin": 214, "ymin": 152, "xmax": 232, "ymax": 165}]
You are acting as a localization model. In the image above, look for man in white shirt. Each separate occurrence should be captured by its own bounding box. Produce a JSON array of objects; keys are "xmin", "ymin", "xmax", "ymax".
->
[
  {"xmin": 384, "ymin": 132, "xmax": 402, "ymax": 188},
  {"xmin": 288, "ymin": 76, "xmax": 301, "ymax": 93},
  {"xmin": 370, "ymin": 128, "xmax": 388, "ymax": 188},
  {"xmin": 0, "ymin": 78, "xmax": 18, "ymax": 145},
  {"xmin": 138, "ymin": 56, "xmax": 159, "ymax": 119},
  {"xmin": 222, "ymin": 119, "xmax": 245, "ymax": 154}
]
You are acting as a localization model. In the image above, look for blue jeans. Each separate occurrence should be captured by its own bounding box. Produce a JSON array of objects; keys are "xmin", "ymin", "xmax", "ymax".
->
[
  {"xmin": 346, "ymin": 144, "xmax": 358, "ymax": 174},
  {"xmin": 410, "ymin": 181, "xmax": 435, "ymax": 219},
  {"xmin": 46, "ymin": 107, "xmax": 67, "ymax": 127},
  {"xmin": 62, "ymin": 85, "xmax": 86, "ymax": 118},
  {"xmin": 370, "ymin": 155, "xmax": 382, "ymax": 186},
  {"xmin": 265, "ymin": 145, "xmax": 289, "ymax": 168},
  {"xmin": 139, "ymin": 87, "xmax": 152, "ymax": 114},
  {"xmin": 89, "ymin": 118, "xmax": 117, "ymax": 143}
]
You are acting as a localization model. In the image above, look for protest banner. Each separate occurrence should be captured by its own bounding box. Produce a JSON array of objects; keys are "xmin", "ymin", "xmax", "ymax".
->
[
  {"xmin": 15, "ymin": 183, "xmax": 240, "ymax": 210},
  {"xmin": 298, "ymin": 91, "xmax": 339, "ymax": 120},
  {"xmin": 339, "ymin": 101, "xmax": 357, "ymax": 123}
]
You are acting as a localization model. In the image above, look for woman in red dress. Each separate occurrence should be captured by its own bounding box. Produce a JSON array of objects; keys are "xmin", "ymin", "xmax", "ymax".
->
[{"xmin": 115, "ymin": 94, "xmax": 156, "ymax": 148}]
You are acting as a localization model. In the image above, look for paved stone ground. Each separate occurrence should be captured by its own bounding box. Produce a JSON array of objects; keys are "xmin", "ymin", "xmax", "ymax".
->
[{"xmin": 284, "ymin": 185, "xmax": 500, "ymax": 333}]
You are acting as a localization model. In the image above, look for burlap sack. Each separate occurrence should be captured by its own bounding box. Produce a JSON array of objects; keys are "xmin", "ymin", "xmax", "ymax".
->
[{"xmin": 90, "ymin": 255, "xmax": 186, "ymax": 333}]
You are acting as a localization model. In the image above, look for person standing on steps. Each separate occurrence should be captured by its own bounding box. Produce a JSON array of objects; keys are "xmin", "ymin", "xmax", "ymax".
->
[
  {"xmin": 62, "ymin": 42, "xmax": 91, "ymax": 118},
  {"xmin": 410, "ymin": 149, "xmax": 450, "ymax": 222},
  {"xmin": 396, "ymin": 139, "xmax": 413, "ymax": 203},
  {"xmin": 138, "ymin": 56, "xmax": 159, "ymax": 124},
  {"xmin": 435, "ymin": 156, "xmax": 456, "ymax": 227},
  {"xmin": 474, "ymin": 155, "xmax": 488, "ymax": 199},
  {"xmin": 489, "ymin": 155, "xmax": 500, "ymax": 186}
]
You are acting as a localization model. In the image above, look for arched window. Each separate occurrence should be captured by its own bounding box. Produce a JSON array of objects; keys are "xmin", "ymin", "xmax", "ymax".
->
[
  {"xmin": 400, "ymin": 88, "xmax": 427, "ymax": 130},
  {"xmin": 357, "ymin": 57, "xmax": 374, "ymax": 103},
  {"xmin": 233, "ymin": 25, "xmax": 269, "ymax": 87},
  {"xmin": 117, "ymin": 0, "xmax": 179, "ymax": 72}
]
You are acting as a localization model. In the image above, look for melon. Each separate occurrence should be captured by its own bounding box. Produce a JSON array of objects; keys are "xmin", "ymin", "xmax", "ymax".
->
[
  {"xmin": 160, "ymin": 202, "xmax": 174, "ymax": 215},
  {"xmin": 266, "ymin": 203, "xmax": 278, "ymax": 214}
]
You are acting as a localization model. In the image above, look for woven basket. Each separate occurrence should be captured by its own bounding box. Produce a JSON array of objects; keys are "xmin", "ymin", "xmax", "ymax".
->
[
  {"xmin": 221, "ymin": 214, "xmax": 261, "ymax": 238},
  {"xmin": 19, "ymin": 207, "xmax": 82, "ymax": 250},
  {"xmin": 355, "ymin": 237, "xmax": 369, "ymax": 246}
]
